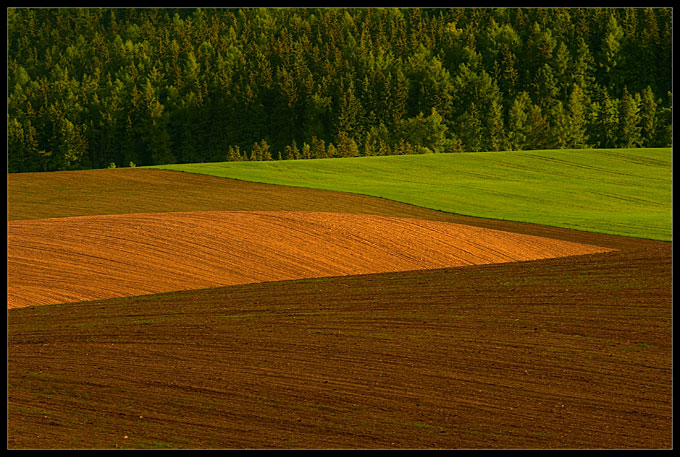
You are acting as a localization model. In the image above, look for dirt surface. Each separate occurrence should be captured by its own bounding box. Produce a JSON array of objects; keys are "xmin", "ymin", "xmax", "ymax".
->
[
  {"xmin": 7, "ymin": 244, "xmax": 672, "ymax": 449},
  {"xmin": 7, "ymin": 210, "xmax": 611, "ymax": 309},
  {"xmin": 6, "ymin": 168, "xmax": 673, "ymax": 449}
]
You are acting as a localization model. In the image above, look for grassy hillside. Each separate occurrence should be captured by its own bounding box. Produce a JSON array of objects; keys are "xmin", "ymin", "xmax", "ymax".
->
[{"xmin": 154, "ymin": 148, "xmax": 672, "ymax": 242}]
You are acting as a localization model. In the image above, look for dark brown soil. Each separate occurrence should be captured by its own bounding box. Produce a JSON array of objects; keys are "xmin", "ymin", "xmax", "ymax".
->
[
  {"xmin": 6, "ymin": 169, "xmax": 673, "ymax": 449},
  {"xmin": 8, "ymin": 246, "xmax": 671, "ymax": 449}
]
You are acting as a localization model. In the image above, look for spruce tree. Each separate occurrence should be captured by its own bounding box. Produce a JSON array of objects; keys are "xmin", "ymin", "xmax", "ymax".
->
[
  {"xmin": 618, "ymin": 87, "xmax": 642, "ymax": 148},
  {"xmin": 327, "ymin": 142, "xmax": 337, "ymax": 158},
  {"xmin": 638, "ymin": 86, "xmax": 657, "ymax": 147},
  {"xmin": 260, "ymin": 139, "xmax": 273, "ymax": 161},
  {"xmin": 310, "ymin": 136, "xmax": 326, "ymax": 159},
  {"xmin": 302, "ymin": 142, "xmax": 311, "ymax": 159},
  {"xmin": 566, "ymin": 84, "xmax": 590, "ymax": 148},
  {"xmin": 508, "ymin": 93, "xmax": 529, "ymax": 151},
  {"xmin": 486, "ymin": 99, "xmax": 507, "ymax": 151},
  {"xmin": 250, "ymin": 141, "xmax": 261, "ymax": 161},
  {"xmin": 525, "ymin": 104, "xmax": 550, "ymax": 150},
  {"xmin": 591, "ymin": 87, "xmax": 620, "ymax": 148},
  {"xmin": 291, "ymin": 139, "xmax": 300, "ymax": 159},
  {"xmin": 336, "ymin": 130, "xmax": 360, "ymax": 157}
]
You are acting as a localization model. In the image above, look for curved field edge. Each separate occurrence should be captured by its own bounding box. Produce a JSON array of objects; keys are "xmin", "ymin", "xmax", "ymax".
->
[
  {"xmin": 7, "ymin": 245, "xmax": 672, "ymax": 449},
  {"xmin": 7, "ymin": 210, "xmax": 613, "ymax": 309},
  {"xmin": 5, "ymin": 167, "xmax": 666, "ymax": 253},
  {"xmin": 151, "ymin": 148, "xmax": 672, "ymax": 242}
]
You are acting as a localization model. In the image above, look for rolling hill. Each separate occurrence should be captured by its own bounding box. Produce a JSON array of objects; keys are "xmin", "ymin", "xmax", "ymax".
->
[
  {"xmin": 7, "ymin": 156, "xmax": 672, "ymax": 449},
  {"xmin": 154, "ymin": 148, "xmax": 672, "ymax": 241}
]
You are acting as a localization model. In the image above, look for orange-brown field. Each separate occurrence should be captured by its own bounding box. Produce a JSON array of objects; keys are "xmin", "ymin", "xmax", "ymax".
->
[
  {"xmin": 6, "ymin": 169, "xmax": 673, "ymax": 449},
  {"xmin": 8, "ymin": 210, "xmax": 612, "ymax": 309}
]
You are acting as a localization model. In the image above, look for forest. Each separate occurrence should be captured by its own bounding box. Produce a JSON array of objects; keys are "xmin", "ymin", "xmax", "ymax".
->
[{"xmin": 7, "ymin": 7, "xmax": 673, "ymax": 172}]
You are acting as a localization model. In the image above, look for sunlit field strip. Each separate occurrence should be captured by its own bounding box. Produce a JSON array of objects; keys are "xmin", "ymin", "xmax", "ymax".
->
[{"xmin": 154, "ymin": 148, "xmax": 672, "ymax": 241}]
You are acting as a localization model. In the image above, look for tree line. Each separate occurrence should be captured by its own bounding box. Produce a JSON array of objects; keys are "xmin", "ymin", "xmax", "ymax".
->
[{"xmin": 7, "ymin": 7, "xmax": 673, "ymax": 172}]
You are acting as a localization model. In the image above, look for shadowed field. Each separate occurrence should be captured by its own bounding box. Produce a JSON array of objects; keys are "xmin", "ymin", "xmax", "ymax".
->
[{"xmin": 7, "ymin": 167, "xmax": 672, "ymax": 449}]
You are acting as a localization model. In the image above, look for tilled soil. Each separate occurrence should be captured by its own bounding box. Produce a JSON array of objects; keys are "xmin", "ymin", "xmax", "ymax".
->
[
  {"xmin": 8, "ymin": 210, "xmax": 612, "ymax": 309},
  {"xmin": 6, "ymin": 169, "xmax": 673, "ymax": 449},
  {"xmin": 7, "ymin": 243, "xmax": 672, "ymax": 449}
]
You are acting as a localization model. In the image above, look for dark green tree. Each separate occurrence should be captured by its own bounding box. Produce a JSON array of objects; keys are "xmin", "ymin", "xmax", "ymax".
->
[
  {"xmin": 591, "ymin": 87, "xmax": 619, "ymax": 148},
  {"xmin": 638, "ymin": 85, "xmax": 658, "ymax": 147},
  {"xmin": 565, "ymin": 84, "xmax": 590, "ymax": 148},
  {"xmin": 618, "ymin": 87, "xmax": 641, "ymax": 148}
]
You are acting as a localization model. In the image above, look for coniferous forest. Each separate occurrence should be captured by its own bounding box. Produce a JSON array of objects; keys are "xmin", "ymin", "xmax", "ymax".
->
[{"xmin": 7, "ymin": 7, "xmax": 673, "ymax": 172}]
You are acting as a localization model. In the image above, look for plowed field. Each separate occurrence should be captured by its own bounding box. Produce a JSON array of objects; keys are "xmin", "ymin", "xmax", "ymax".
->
[
  {"xmin": 7, "ymin": 168, "xmax": 672, "ymax": 449},
  {"xmin": 8, "ymin": 211, "xmax": 611, "ymax": 309},
  {"xmin": 7, "ymin": 246, "xmax": 672, "ymax": 449}
]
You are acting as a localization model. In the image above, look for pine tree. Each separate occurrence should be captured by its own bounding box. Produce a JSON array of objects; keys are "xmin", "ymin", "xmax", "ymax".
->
[
  {"xmin": 598, "ymin": 12, "xmax": 625, "ymax": 95},
  {"xmin": 50, "ymin": 115, "xmax": 89, "ymax": 170},
  {"xmin": 310, "ymin": 136, "xmax": 326, "ymax": 159},
  {"xmin": 571, "ymin": 37, "xmax": 596, "ymax": 97},
  {"xmin": 618, "ymin": 87, "xmax": 641, "ymax": 148},
  {"xmin": 546, "ymin": 100, "xmax": 569, "ymax": 149},
  {"xmin": 291, "ymin": 139, "xmax": 300, "ymax": 159},
  {"xmin": 250, "ymin": 141, "xmax": 261, "ymax": 161},
  {"xmin": 227, "ymin": 145, "xmax": 240, "ymax": 161},
  {"xmin": 326, "ymin": 142, "xmax": 337, "ymax": 158},
  {"xmin": 335, "ymin": 77, "xmax": 364, "ymax": 140},
  {"xmin": 377, "ymin": 138, "xmax": 392, "ymax": 156},
  {"xmin": 283, "ymin": 144, "xmax": 293, "ymax": 160},
  {"xmin": 638, "ymin": 86, "xmax": 657, "ymax": 147},
  {"xmin": 8, "ymin": 116, "xmax": 29, "ymax": 172},
  {"xmin": 508, "ymin": 92, "xmax": 530, "ymax": 151},
  {"xmin": 362, "ymin": 137, "xmax": 373, "ymax": 156},
  {"xmin": 565, "ymin": 84, "xmax": 590, "ymax": 148},
  {"xmin": 141, "ymin": 79, "xmax": 174, "ymax": 165},
  {"xmin": 532, "ymin": 63, "xmax": 559, "ymax": 112},
  {"xmin": 498, "ymin": 45, "xmax": 519, "ymax": 106},
  {"xmin": 336, "ymin": 130, "xmax": 359, "ymax": 157},
  {"xmin": 260, "ymin": 139, "xmax": 273, "ymax": 161},
  {"xmin": 525, "ymin": 104, "xmax": 550, "ymax": 150},
  {"xmin": 591, "ymin": 87, "xmax": 619, "ymax": 148},
  {"xmin": 551, "ymin": 41, "xmax": 571, "ymax": 102},
  {"xmin": 390, "ymin": 68, "xmax": 409, "ymax": 126},
  {"xmin": 486, "ymin": 99, "xmax": 507, "ymax": 152},
  {"xmin": 522, "ymin": 22, "xmax": 555, "ymax": 91},
  {"xmin": 301, "ymin": 142, "xmax": 311, "ymax": 159},
  {"xmin": 456, "ymin": 103, "xmax": 483, "ymax": 152},
  {"xmin": 653, "ymin": 91, "xmax": 672, "ymax": 147}
]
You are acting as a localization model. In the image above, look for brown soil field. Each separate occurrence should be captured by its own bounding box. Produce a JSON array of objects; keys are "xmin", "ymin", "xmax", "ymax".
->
[
  {"xmin": 8, "ymin": 210, "xmax": 612, "ymax": 309},
  {"xmin": 7, "ymin": 245, "xmax": 672, "ymax": 449},
  {"xmin": 7, "ymin": 168, "xmax": 673, "ymax": 449}
]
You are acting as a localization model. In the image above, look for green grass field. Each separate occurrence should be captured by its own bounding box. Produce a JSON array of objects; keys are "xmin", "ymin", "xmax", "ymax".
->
[{"xmin": 153, "ymin": 148, "xmax": 672, "ymax": 242}]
